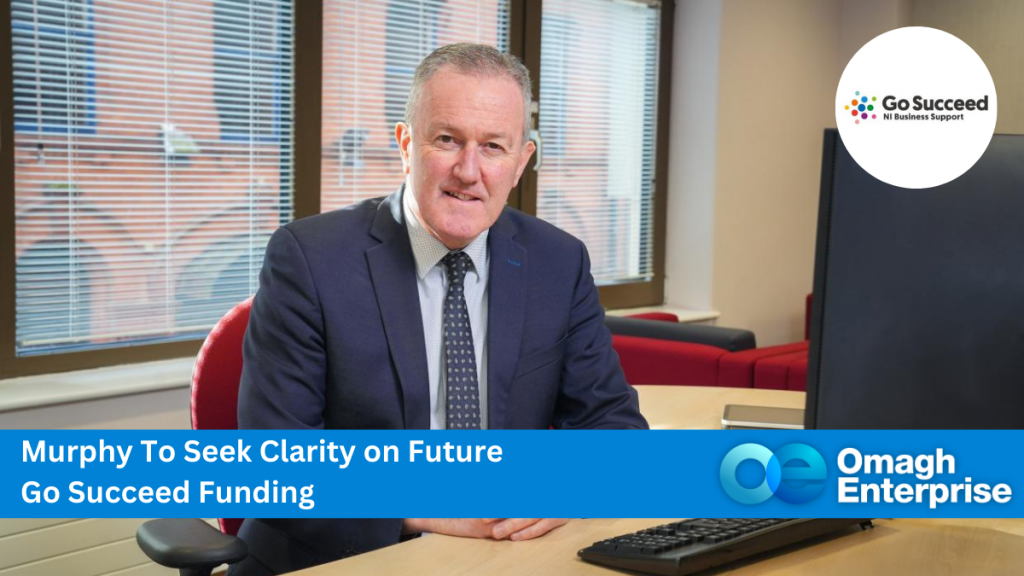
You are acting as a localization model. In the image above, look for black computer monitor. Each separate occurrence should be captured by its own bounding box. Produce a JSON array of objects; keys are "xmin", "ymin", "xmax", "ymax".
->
[{"xmin": 805, "ymin": 129, "xmax": 1024, "ymax": 429}]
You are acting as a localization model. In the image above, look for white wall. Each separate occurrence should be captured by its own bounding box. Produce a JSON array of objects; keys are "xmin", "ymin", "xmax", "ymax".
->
[
  {"xmin": 662, "ymin": 0, "xmax": 723, "ymax": 313},
  {"xmin": 665, "ymin": 0, "xmax": 913, "ymax": 346},
  {"xmin": 838, "ymin": 0, "xmax": 912, "ymax": 72},
  {"xmin": 0, "ymin": 388, "xmax": 190, "ymax": 576},
  {"xmin": 0, "ymin": 387, "xmax": 190, "ymax": 429},
  {"xmin": 911, "ymin": 0, "xmax": 1024, "ymax": 135},
  {"xmin": 708, "ymin": 0, "xmax": 843, "ymax": 346}
]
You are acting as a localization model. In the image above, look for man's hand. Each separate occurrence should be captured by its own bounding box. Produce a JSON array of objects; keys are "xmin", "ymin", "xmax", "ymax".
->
[
  {"xmin": 491, "ymin": 518, "xmax": 570, "ymax": 541},
  {"xmin": 403, "ymin": 519, "xmax": 570, "ymax": 541},
  {"xmin": 402, "ymin": 518, "xmax": 500, "ymax": 539}
]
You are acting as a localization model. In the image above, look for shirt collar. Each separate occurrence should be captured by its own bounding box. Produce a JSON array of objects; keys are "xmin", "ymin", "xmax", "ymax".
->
[{"xmin": 403, "ymin": 187, "xmax": 489, "ymax": 280}]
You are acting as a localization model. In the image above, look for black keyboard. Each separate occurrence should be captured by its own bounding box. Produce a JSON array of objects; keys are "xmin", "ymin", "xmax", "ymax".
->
[{"xmin": 578, "ymin": 518, "xmax": 873, "ymax": 575}]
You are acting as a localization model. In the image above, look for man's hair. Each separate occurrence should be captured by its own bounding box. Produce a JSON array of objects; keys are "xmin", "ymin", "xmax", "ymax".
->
[{"xmin": 405, "ymin": 43, "xmax": 533, "ymax": 143}]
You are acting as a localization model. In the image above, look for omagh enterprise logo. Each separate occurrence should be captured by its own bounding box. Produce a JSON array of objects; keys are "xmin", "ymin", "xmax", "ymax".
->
[
  {"xmin": 844, "ymin": 92, "xmax": 877, "ymax": 124},
  {"xmin": 720, "ymin": 443, "xmax": 827, "ymax": 505}
]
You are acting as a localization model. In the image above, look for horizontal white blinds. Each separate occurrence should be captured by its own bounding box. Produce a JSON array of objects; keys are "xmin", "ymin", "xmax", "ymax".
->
[
  {"xmin": 13, "ymin": 0, "xmax": 293, "ymax": 355},
  {"xmin": 536, "ymin": 0, "xmax": 660, "ymax": 285},
  {"xmin": 321, "ymin": 0, "xmax": 509, "ymax": 212}
]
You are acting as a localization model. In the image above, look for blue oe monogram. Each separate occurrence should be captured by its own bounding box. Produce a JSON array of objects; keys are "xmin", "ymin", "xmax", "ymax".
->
[{"xmin": 720, "ymin": 443, "xmax": 827, "ymax": 505}]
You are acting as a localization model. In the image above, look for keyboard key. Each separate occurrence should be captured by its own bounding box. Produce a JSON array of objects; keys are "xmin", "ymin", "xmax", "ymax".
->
[
  {"xmin": 618, "ymin": 544, "xmax": 643, "ymax": 554},
  {"xmin": 591, "ymin": 541, "xmax": 617, "ymax": 552}
]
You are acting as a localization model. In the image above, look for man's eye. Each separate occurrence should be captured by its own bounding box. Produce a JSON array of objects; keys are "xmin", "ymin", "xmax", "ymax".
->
[
  {"xmin": 486, "ymin": 142, "xmax": 504, "ymax": 151},
  {"xmin": 438, "ymin": 135, "xmax": 454, "ymax": 144}
]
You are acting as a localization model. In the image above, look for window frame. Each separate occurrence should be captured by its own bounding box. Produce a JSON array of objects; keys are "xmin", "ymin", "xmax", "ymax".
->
[
  {"xmin": 0, "ymin": 0, "xmax": 670, "ymax": 378},
  {"xmin": 516, "ymin": 0, "xmax": 672, "ymax": 310}
]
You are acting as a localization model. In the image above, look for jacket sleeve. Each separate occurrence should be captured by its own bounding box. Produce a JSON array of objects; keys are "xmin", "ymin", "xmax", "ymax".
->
[
  {"xmin": 552, "ymin": 241, "xmax": 650, "ymax": 430},
  {"xmin": 239, "ymin": 225, "xmax": 327, "ymax": 429},
  {"xmin": 235, "ymin": 226, "xmax": 404, "ymax": 574}
]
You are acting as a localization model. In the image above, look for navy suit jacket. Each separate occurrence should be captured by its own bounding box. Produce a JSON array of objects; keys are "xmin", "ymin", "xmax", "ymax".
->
[{"xmin": 232, "ymin": 189, "xmax": 647, "ymax": 575}]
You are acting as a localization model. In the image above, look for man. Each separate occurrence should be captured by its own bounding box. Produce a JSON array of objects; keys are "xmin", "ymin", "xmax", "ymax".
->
[{"xmin": 233, "ymin": 43, "xmax": 647, "ymax": 575}]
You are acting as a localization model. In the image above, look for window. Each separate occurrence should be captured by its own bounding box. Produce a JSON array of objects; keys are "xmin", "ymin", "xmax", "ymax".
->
[
  {"xmin": 536, "ymin": 14, "xmax": 570, "ymax": 159},
  {"xmin": 214, "ymin": 0, "xmax": 290, "ymax": 142},
  {"xmin": 534, "ymin": 0, "xmax": 663, "ymax": 294},
  {"xmin": 3, "ymin": 0, "xmax": 670, "ymax": 377},
  {"xmin": 320, "ymin": 0, "xmax": 510, "ymax": 211},
  {"xmin": 383, "ymin": 0, "xmax": 444, "ymax": 145},
  {"xmin": 16, "ymin": 237, "xmax": 101, "ymax": 353},
  {"xmin": 11, "ymin": 0, "xmax": 96, "ymax": 134},
  {"xmin": 7, "ymin": 0, "xmax": 293, "ymax": 362}
]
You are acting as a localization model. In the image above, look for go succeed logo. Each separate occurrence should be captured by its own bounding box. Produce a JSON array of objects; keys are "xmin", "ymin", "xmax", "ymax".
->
[
  {"xmin": 836, "ymin": 27, "xmax": 997, "ymax": 189},
  {"xmin": 842, "ymin": 91, "xmax": 990, "ymax": 125},
  {"xmin": 719, "ymin": 443, "xmax": 827, "ymax": 505}
]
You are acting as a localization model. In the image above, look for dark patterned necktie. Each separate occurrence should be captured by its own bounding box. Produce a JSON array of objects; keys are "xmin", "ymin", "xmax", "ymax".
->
[{"xmin": 443, "ymin": 251, "xmax": 481, "ymax": 430}]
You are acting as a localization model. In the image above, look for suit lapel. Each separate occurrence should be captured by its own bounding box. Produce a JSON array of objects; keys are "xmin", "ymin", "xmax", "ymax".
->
[
  {"xmin": 366, "ymin": 190, "xmax": 431, "ymax": 429},
  {"xmin": 487, "ymin": 211, "xmax": 528, "ymax": 430}
]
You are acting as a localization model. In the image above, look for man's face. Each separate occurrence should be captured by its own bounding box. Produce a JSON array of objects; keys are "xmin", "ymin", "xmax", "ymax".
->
[{"xmin": 397, "ymin": 68, "xmax": 535, "ymax": 249}]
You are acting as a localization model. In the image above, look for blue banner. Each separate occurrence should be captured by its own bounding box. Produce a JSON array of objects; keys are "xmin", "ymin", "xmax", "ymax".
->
[{"xmin": 2, "ymin": 430, "xmax": 1018, "ymax": 518}]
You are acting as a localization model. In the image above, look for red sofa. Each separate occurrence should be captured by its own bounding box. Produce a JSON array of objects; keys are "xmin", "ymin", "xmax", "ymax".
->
[
  {"xmin": 612, "ymin": 334, "xmax": 730, "ymax": 387},
  {"xmin": 717, "ymin": 341, "xmax": 809, "ymax": 390},
  {"xmin": 743, "ymin": 292, "xmax": 813, "ymax": 391},
  {"xmin": 720, "ymin": 293, "xmax": 812, "ymax": 389},
  {"xmin": 605, "ymin": 313, "xmax": 758, "ymax": 388},
  {"xmin": 610, "ymin": 296, "xmax": 813, "ymax": 391}
]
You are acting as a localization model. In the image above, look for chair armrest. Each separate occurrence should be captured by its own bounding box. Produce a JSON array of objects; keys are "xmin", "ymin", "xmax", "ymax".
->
[
  {"xmin": 605, "ymin": 315, "xmax": 756, "ymax": 352},
  {"xmin": 137, "ymin": 518, "xmax": 248, "ymax": 574}
]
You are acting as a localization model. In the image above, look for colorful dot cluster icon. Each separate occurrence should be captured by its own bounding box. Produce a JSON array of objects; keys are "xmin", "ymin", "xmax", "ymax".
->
[{"xmin": 844, "ymin": 91, "xmax": 876, "ymax": 124}]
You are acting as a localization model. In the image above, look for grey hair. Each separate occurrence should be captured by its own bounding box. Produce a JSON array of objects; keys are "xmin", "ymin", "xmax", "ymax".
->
[{"xmin": 405, "ymin": 43, "xmax": 533, "ymax": 143}]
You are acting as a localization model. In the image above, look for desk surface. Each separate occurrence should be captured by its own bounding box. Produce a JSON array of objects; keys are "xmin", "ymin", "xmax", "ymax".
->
[
  {"xmin": 636, "ymin": 384, "xmax": 806, "ymax": 430},
  {"xmin": 291, "ymin": 386, "xmax": 1024, "ymax": 575}
]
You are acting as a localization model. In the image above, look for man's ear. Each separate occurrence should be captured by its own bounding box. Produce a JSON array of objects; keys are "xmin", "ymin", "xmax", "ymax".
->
[
  {"xmin": 396, "ymin": 122, "xmax": 412, "ymax": 175},
  {"xmin": 513, "ymin": 139, "xmax": 537, "ymax": 186}
]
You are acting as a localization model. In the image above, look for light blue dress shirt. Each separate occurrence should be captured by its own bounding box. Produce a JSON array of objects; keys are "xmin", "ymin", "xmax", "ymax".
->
[{"xmin": 403, "ymin": 192, "xmax": 489, "ymax": 430}]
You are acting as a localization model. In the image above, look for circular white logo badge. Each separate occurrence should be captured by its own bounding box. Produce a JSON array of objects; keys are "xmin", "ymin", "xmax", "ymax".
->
[{"xmin": 836, "ymin": 27, "xmax": 997, "ymax": 189}]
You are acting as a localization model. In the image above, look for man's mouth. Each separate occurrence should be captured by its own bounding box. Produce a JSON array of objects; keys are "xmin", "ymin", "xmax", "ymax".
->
[{"xmin": 444, "ymin": 190, "xmax": 479, "ymax": 202}]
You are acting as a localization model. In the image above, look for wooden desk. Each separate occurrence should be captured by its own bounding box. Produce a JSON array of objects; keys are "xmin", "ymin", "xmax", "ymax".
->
[
  {"xmin": 291, "ymin": 386, "xmax": 1024, "ymax": 575},
  {"xmin": 635, "ymin": 384, "xmax": 805, "ymax": 430}
]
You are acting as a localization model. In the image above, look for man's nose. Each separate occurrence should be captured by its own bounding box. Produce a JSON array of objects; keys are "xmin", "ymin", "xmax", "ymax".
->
[{"xmin": 452, "ymin": 145, "xmax": 481, "ymax": 184}]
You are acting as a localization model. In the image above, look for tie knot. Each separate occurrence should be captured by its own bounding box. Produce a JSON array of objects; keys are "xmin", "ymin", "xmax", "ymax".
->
[{"xmin": 443, "ymin": 251, "xmax": 473, "ymax": 284}]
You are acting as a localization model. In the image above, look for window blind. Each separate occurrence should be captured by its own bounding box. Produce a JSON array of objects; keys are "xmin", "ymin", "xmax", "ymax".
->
[
  {"xmin": 12, "ymin": 0, "xmax": 293, "ymax": 355},
  {"xmin": 536, "ymin": 0, "xmax": 660, "ymax": 285},
  {"xmin": 321, "ymin": 0, "xmax": 509, "ymax": 212}
]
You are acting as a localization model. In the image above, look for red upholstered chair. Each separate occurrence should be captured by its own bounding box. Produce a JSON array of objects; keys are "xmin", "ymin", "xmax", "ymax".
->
[
  {"xmin": 137, "ymin": 298, "xmax": 253, "ymax": 576},
  {"xmin": 191, "ymin": 296, "xmax": 253, "ymax": 535}
]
